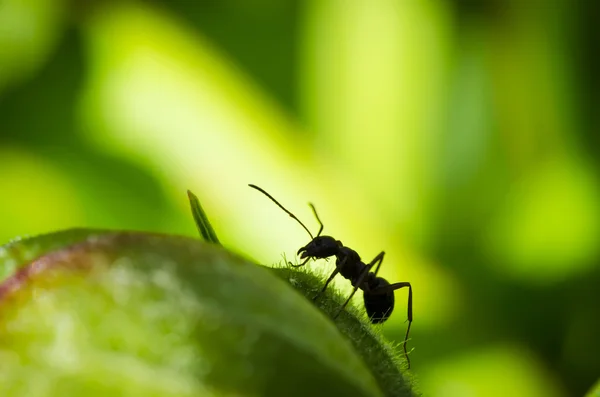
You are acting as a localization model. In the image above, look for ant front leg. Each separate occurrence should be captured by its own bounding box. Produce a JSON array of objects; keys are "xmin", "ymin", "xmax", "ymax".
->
[
  {"xmin": 372, "ymin": 281, "xmax": 412, "ymax": 368},
  {"xmin": 313, "ymin": 254, "xmax": 348, "ymax": 300},
  {"xmin": 333, "ymin": 252, "xmax": 385, "ymax": 319},
  {"xmin": 312, "ymin": 268, "xmax": 340, "ymax": 301}
]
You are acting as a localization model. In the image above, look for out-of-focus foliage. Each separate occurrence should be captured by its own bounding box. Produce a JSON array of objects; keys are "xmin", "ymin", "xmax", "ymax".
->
[
  {"xmin": 0, "ymin": 0, "xmax": 598, "ymax": 396},
  {"xmin": 586, "ymin": 379, "xmax": 600, "ymax": 397}
]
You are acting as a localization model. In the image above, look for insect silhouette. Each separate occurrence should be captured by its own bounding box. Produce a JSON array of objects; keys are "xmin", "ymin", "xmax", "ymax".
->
[{"xmin": 248, "ymin": 184, "xmax": 413, "ymax": 368}]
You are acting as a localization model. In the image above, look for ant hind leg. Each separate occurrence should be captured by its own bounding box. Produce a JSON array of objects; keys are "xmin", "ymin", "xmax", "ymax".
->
[{"xmin": 372, "ymin": 281, "xmax": 412, "ymax": 369}]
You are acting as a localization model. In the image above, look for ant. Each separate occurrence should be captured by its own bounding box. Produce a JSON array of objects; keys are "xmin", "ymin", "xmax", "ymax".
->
[{"xmin": 249, "ymin": 184, "xmax": 413, "ymax": 368}]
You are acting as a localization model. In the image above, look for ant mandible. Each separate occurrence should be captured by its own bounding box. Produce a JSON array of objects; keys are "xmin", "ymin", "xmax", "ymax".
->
[{"xmin": 249, "ymin": 184, "xmax": 413, "ymax": 368}]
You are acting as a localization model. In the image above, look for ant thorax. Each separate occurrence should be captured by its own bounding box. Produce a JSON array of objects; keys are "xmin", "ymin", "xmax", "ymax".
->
[
  {"xmin": 335, "ymin": 246, "xmax": 364, "ymax": 280},
  {"xmin": 336, "ymin": 246, "xmax": 361, "ymax": 262}
]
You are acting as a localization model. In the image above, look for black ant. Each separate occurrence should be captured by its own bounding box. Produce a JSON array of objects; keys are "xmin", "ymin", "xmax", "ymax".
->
[{"xmin": 249, "ymin": 184, "xmax": 413, "ymax": 368}]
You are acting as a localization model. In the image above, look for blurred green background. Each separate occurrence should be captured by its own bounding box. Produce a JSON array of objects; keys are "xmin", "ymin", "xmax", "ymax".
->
[{"xmin": 1, "ymin": 0, "xmax": 598, "ymax": 395}]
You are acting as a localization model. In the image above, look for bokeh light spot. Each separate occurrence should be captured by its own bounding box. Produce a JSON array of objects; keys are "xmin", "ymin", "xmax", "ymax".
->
[
  {"xmin": 486, "ymin": 157, "xmax": 600, "ymax": 284},
  {"xmin": 0, "ymin": 148, "xmax": 84, "ymax": 244},
  {"xmin": 421, "ymin": 344, "xmax": 565, "ymax": 397}
]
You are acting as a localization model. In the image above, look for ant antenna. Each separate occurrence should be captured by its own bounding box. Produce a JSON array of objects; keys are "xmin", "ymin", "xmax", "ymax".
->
[
  {"xmin": 249, "ymin": 184, "xmax": 314, "ymax": 239},
  {"xmin": 308, "ymin": 203, "xmax": 324, "ymax": 237}
]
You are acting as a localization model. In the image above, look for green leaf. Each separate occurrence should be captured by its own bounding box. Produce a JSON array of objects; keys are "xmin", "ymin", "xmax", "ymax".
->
[
  {"xmin": 0, "ymin": 230, "xmax": 387, "ymax": 397},
  {"xmin": 187, "ymin": 190, "xmax": 221, "ymax": 245},
  {"xmin": 270, "ymin": 265, "xmax": 415, "ymax": 397}
]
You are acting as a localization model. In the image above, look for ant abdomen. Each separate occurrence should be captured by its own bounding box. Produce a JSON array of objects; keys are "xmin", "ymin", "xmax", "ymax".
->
[{"xmin": 364, "ymin": 277, "xmax": 395, "ymax": 324}]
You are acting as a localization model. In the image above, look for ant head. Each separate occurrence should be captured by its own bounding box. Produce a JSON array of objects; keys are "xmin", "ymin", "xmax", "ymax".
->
[{"xmin": 297, "ymin": 236, "xmax": 342, "ymax": 260}]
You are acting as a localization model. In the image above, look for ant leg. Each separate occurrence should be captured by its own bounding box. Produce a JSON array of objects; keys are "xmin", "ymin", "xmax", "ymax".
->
[
  {"xmin": 333, "ymin": 252, "xmax": 385, "ymax": 318},
  {"xmin": 333, "ymin": 285, "xmax": 362, "ymax": 319},
  {"xmin": 313, "ymin": 254, "xmax": 348, "ymax": 300},
  {"xmin": 370, "ymin": 251, "xmax": 386, "ymax": 277},
  {"xmin": 372, "ymin": 281, "xmax": 412, "ymax": 368},
  {"xmin": 312, "ymin": 268, "xmax": 340, "ymax": 301}
]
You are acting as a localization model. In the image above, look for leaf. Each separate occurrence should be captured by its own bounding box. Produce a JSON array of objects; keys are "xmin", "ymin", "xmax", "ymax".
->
[
  {"xmin": 187, "ymin": 190, "xmax": 221, "ymax": 245},
  {"xmin": 270, "ymin": 266, "xmax": 415, "ymax": 397},
  {"xmin": 0, "ymin": 230, "xmax": 385, "ymax": 397}
]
